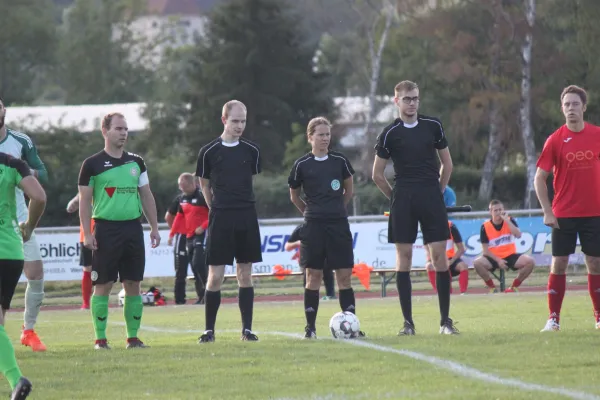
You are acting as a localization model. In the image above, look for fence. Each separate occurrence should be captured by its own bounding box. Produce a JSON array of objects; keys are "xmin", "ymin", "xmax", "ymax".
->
[{"xmin": 32, "ymin": 208, "xmax": 578, "ymax": 282}]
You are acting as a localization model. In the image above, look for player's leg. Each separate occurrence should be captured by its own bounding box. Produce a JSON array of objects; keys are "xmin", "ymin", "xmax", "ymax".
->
[
  {"xmin": 425, "ymin": 261, "xmax": 437, "ymax": 291},
  {"xmin": 322, "ymin": 267, "xmax": 336, "ymax": 299},
  {"xmin": 20, "ymin": 234, "xmax": 46, "ymax": 352},
  {"xmin": 473, "ymin": 256, "xmax": 499, "ymax": 293},
  {"xmin": 199, "ymin": 209, "xmax": 234, "ymax": 343},
  {"xmin": 173, "ymin": 234, "xmax": 188, "ymax": 305},
  {"xmin": 577, "ymin": 217, "xmax": 600, "ymax": 329},
  {"xmin": 234, "ymin": 208, "xmax": 262, "ymax": 341},
  {"xmin": 419, "ymin": 186, "xmax": 456, "ymax": 334},
  {"xmin": 389, "ymin": 189, "xmax": 418, "ymax": 335},
  {"xmin": 120, "ymin": 221, "xmax": 148, "ymax": 349},
  {"xmin": 80, "ymin": 243, "xmax": 93, "ymax": 310},
  {"xmin": 90, "ymin": 221, "xmax": 121, "ymax": 349},
  {"xmin": 452, "ymin": 260, "xmax": 469, "ymax": 294},
  {"xmin": 301, "ymin": 220, "xmax": 326, "ymax": 338},
  {"xmin": 542, "ymin": 218, "xmax": 576, "ymax": 331},
  {"xmin": 505, "ymin": 254, "xmax": 535, "ymax": 292},
  {"xmin": 0, "ymin": 260, "xmax": 33, "ymax": 398},
  {"xmin": 191, "ymin": 234, "xmax": 208, "ymax": 304}
]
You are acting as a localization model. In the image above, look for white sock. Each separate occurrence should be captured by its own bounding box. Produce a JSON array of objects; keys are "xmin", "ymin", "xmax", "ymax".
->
[{"xmin": 24, "ymin": 280, "xmax": 44, "ymax": 330}]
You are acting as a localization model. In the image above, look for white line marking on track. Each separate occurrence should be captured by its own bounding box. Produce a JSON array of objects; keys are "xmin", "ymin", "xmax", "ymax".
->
[{"xmin": 132, "ymin": 323, "xmax": 600, "ymax": 400}]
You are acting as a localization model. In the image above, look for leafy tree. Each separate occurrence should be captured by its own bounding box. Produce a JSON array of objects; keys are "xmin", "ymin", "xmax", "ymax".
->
[
  {"xmin": 58, "ymin": 0, "xmax": 155, "ymax": 104},
  {"xmin": 184, "ymin": 0, "xmax": 333, "ymax": 171},
  {"xmin": 0, "ymin": 0, "xmax": 58, "ymax": 105}
]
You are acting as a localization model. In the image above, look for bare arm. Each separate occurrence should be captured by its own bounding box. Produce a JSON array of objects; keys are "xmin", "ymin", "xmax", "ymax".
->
[
  {"xmin": 534, "ymin": 168, "xmax": 552, "ymax": 214},
  {"xmin": 437, "ymin": 148, "xmax": 453, "ymax": 193},
  {"xmin": 504, "ymin": 217, "xmax": 522, "ymax": 238},
  {"xmin": 372, "ymin": 155, "xmax": 392, "ymax": 200},
  {"xmin": 139, "ymin": 185, "xmax": 159, "ymax": 231},
  {"xmin": 66, "ymin": 193, "xmax": 79, "ymax": 213},
  {"xmin": 19, "ymin": 176, "xmax": 47, "ymax": 229},
  {"xmin": 342, "ymin": 176, "xmax": 353, "ymax": 206},
  {"xmin": 199, "ymin": 177, "xmax": 213, "ymax": 209},
  {"xmin": 290, "ymin": 187, "xmax": 306, "ymax": 214},
  {"xmin": 165, "ymin": 212, "xmax": 175, "ymax": 228},
  {"xmin": 449, "ymin": 242, "xmax": 466, "ymax": 265},
  {"xmin": 78, "ymin": 186, "xmax": 94, "ymax": 236},
  {"xmin": 285, "ymin": 241, "xmax": 301, "ymax": 252}
]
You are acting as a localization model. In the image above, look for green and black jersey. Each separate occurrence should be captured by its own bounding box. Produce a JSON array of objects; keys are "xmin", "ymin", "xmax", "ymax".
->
[
  {"xmin": 0, "ymin": 152, "xmax": 32, "ymax": 260},
  {"xmin": 78, "ymin": 151, "xmax": 149, "ymax": 221}
]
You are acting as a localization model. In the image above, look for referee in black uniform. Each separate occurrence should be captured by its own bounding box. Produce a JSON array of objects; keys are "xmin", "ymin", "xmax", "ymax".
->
[
  {"xmin": 289, "ymin": 117, "xmax": 364, "ymax": 339},
  {"xmin": 196, "ymin": 100, "xmax": 262, "ymax": 343},
  {"xmin": 372, "ymin": 81, "xmax": 459, "ymax": 335}
]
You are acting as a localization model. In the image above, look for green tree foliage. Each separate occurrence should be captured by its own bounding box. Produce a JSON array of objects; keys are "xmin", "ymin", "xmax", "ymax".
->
[
  {"xmin": 0, "ymin": 0, "xmax": 58, "ymax": 105},
  {"xmin": 184, "ymin": 0, "xmax": 333, "ymax": 171},
  {"xmin": 58, "ymin": 0, "xmax": 155, "ymax": 104}
]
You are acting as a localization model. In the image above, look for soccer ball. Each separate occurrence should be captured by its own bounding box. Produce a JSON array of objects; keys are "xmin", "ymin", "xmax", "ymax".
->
[
  {"xmin": 329, "ymin": 311, "xmax": 360, "ymax": 339},
  {"xmin": 117, "ymin": 289, "xmax": 155, "ymax": 306}
]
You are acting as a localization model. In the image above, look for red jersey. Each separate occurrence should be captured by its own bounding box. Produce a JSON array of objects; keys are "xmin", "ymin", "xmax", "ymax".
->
[
  {"xmin": 169, "ymin": 212, "xmax": 187, "ymax": 238},
  {"xmin": 536, "ymin": 122, "xmax": 600, "ymax": 217},
  {"xmin": 178, "ymin": 189, "xmax": 209, "ymax": 238}
]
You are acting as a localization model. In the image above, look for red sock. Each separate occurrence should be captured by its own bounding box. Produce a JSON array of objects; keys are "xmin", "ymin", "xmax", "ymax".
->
[
  {"xmin": 484, "ymin": 279, "xmax": 496, "ymax": 289},
  {"xmin": 548, "ymin": 273, "xmax": 566, "ymax": 323},
  {"xmin": 512, "ymin": 278, "xmax": 522, "ymax": 288},
  {"xmin": 587, "ymin": 274, "xmax": 600, "ymax": 323},
  {"xmin": 82, "ymin": 271, "xmax": 92, "ymax": 307},
  {"xmin": 427, "ymin": 270, "xmax": 437, "ymax": 291},
  {"xmin": 459, "ymin": 270, "xmax": 469, "ymax": 293}
]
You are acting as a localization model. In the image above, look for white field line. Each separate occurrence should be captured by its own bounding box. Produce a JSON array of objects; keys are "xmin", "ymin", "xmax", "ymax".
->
[{"xmin": 126, "ymin": 323, "xmax": 600, "ymax": 400}]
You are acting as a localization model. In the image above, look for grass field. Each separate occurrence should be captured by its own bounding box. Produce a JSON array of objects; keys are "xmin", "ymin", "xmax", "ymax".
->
[{"xmin": 4, "ymin": 289, "xmax": 600, "ymax": 400}]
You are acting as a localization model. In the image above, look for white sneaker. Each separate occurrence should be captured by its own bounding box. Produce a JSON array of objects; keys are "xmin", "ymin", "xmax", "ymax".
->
[
  {"xmin": 540, "ymin": 318, "xmax": 560, "ymax": 332},
  {"xmin": 595, "ymin": 321, "xmax": 600, "ymax": 330}
]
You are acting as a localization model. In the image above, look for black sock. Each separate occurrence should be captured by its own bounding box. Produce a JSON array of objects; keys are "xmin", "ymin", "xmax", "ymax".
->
[
  {"xmin": 304, "ymin": 289, "xmax": 320, "ymax": 330},
  {"xmin": 338, "ymin": 288, "xmax": 356, "ymax": 314},
  {"xmin": 436, "ymin": 271, "xmax": 451, "ymax": 325},
  {"xmin": 238, "ymin": 287, "xmax": 254, "ymax": 332},
  {"xmin": 204, "ymin": 290, "xmax": 221, "ymax": 332},
  {"xmin": 396, "ymin": 272, "xmax": 413, "ymax": 325}
]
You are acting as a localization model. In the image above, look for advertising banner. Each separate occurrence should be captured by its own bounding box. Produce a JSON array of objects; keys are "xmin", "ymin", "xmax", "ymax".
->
[{"xmin": 30, "ymin": 216, "xmax": 579, "ymax": 281}]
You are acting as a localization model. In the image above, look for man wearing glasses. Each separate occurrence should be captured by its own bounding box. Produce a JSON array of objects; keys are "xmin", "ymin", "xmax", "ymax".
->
[{"xmin": 372, "ymin": 80, "xmax": 458, "ymax": 336}]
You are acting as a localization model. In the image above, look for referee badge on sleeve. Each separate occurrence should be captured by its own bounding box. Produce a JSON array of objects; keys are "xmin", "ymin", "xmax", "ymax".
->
[{"xmin": 331, "ymin": 179, "xmax": 341, "ymax": 191}]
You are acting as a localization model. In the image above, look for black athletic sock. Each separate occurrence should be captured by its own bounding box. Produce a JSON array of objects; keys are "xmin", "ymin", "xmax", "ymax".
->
[
  {"xmin": 436, "ymin": 271, "xmax": 451, "ymax": 325},
  {"xmin": 304, "ymin": 289, "xmax": 320, "ymax": 330},
  {"xmin": 338, "ymin": 288, "xmax": 356, "ymax": 314},
  {"xmin": 204, "ymin": 290, "xmax": 221, "ymax": 332},
  {"xmin": 238, "ymin": 287, "xmax": 254, "ymax": 332},
  {"xmin": 396, "ymin": 272, "xmax": 413, "ymax": 325}
]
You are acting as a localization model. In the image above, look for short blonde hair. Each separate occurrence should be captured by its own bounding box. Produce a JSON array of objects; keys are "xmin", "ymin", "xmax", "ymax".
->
[
  {"xmin": 178, "ymin": 172, "xmax": 195, "ymax": 184},
  {"xmin": 222, "ymin": 100, "xmax": 247, "ymax": 118},
  {"xmin": 101, "ymin": 112, "xmax": 125, "ymax": 130},
  {"xmin": 394, "ymin": 80, "xmax": 419, "ymax": 96},
  {"xmin": 306, "ymin": 117, "xmax": 331, "ymax": 137}
]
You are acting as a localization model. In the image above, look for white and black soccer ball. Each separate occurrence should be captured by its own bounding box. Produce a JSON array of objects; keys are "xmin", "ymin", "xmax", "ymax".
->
[
  {"xmin": 329, "ymin": 311, "xmax": 360, "ymax": 339},
  {"xmin": 118, "ymin": 289, "xmax": 126, "ymax": 306},
  {"xmin": 117, "ymin": 289, "xmax": 154, "ymax": 306}
]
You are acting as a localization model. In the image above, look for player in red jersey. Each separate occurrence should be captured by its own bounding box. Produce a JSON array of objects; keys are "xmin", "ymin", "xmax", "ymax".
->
[{"xmin": 535, "ymin": 84, "xmax": 600, "ymax": 331}]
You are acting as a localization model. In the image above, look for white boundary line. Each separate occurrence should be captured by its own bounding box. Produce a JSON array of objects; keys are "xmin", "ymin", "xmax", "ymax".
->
[{"xmin": 130, "ymin": 323, "xmax": 600, "ymax": 400}]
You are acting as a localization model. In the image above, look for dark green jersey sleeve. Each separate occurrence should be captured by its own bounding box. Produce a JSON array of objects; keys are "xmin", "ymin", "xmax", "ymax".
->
[{"xmin": 21, "ymin": 138, "xmax": 48, "ymax": 184}]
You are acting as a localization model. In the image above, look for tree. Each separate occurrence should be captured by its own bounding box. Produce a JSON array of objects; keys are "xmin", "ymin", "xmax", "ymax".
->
[
  {"xmin": 0, "ymin": 0, "xmax": 57, "ymax": 105},
  {"xmin": 520, "ymin": 0, "xmax": 536, "ymax": 208},
  {"xmin": 184, "ymin": 0, "xmax": 332, "ymax": 171},
  {"xmin": 58, "ymin": 0, "xmax": 156, "ymax": 104}
]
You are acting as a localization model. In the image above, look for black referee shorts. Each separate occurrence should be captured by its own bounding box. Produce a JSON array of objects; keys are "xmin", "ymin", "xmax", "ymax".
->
[
  {"xmin": 300, "ymin": 219, "xmax": 354, "ymax": 270},
  {"xmin": 205, "ymin": 207, "xmax": 262, "ymax": 266},
  {"xmin": 0, "ymin": 259, "xmax": 24, "ymax": 310},
  {"xmin": 92, "ymin": 219, "xmax": 145, "ymax": 285},
  {"xmin": 388, "ymin": 184, "xmax": 449, "ymax": 244},
  {"xmin": 79, "ymin": 243, "xmax": 93, "ymax": 267}
]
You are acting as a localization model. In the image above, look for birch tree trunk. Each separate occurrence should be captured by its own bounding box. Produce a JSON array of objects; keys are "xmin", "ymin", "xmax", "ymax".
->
[{"xmin": 521, "ymin": 0, "xmax": 537, "ymax": 208}]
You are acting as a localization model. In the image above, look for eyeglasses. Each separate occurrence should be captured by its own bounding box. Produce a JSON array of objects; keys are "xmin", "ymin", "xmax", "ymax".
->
[{"xmin": 401, "ymin": 96, "xmax": 419, "ymax": 104}]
